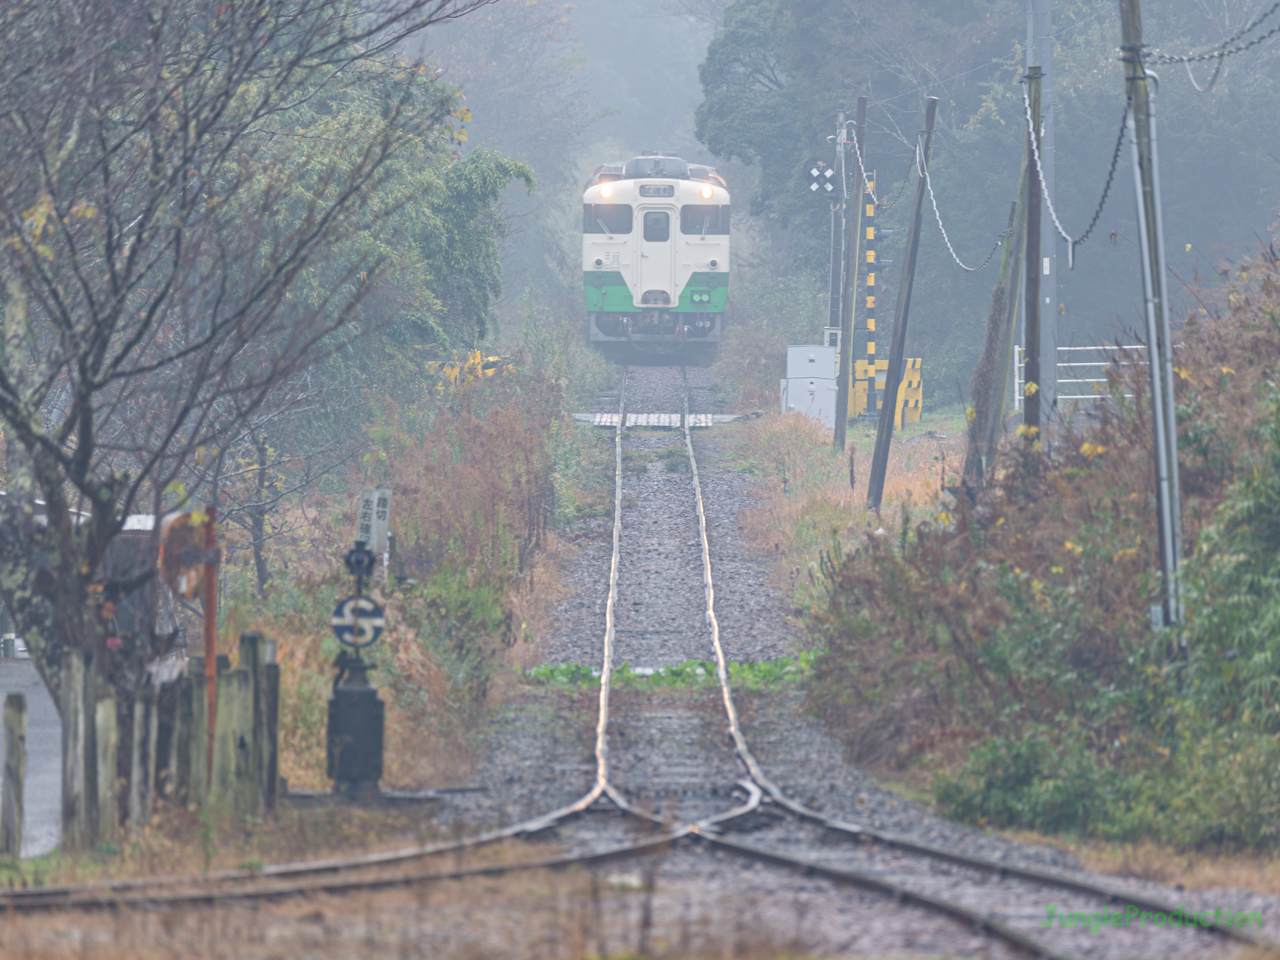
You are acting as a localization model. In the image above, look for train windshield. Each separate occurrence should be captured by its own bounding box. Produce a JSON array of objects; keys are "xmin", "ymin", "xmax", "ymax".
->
[
  {"xmin": 623, "ymin": 156, "xmax": 689, "ymax": 180},
  {"xmin": 643, "ymin": 211, "xmax": 670, "ymax": 242},
  {"xmin": 583, "ymin": 204, "xmax": 633, "ymax": 234},
  {"xmin": 679, "ymin": 205, "xmax": 730, "ymax": 236}
]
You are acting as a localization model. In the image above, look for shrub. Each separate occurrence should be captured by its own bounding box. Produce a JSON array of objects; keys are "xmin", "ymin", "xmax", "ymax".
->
[
  {"xmin": 807, "ymin": 252, "xmax": 1280, "ymax": 848},
  {"xmin": 933, "ymin": 730, "xmax": 1120, "ymax": 834}
]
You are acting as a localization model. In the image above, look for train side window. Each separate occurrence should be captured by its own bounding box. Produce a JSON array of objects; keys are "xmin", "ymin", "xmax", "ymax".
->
[
  {"xmin": 643, "ymin": 211, "xmax": 670, "ymax": 242},
  {"xmin": 680, "ymin": 205, "xmax": 730, "ymax": 235},
  {"xmin": 583, "ymin": 204, "xmax": 633, "ymax": 234}
]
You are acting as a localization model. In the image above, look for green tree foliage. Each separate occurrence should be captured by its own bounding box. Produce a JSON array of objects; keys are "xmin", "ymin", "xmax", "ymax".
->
[
  {"xmin": 1183, "ymin": 385, "xmax": 1280, "ymax": 735},
  {"xmin": 695, "ymin": 0, "xmax": 793, "ymax": 217},
  {"xmin": 414, "ymin": 1, "xmax": 590, "ymax": 319},
  {"xmin": 0, "ymin": 0, "xmax": 521, "ymax": 701}
]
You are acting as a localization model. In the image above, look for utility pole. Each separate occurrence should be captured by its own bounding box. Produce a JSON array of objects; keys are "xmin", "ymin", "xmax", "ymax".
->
[
  {"xmin": 822, "ymin": 105, "xmax": 846, "ymax": 340},
  {"xmin": 1023, "ymin": 65, "xmax": 1043, "ymax": 431},
  {"xmin": 834, "ymin": 97, "xmax": 866, "ymax": 451},
  {"xmin": 866, "ymin": 97, "xmax": 939, "ymax": 510},
  {"xmin": 826, "ymin": 125, "xmax": 843, "ymax": 336},
  {"xmin": 826, "ymin": 200, "xmax": 841, "ymax": 331},
  {"xmin": 1029, "ymin": 0, "xmax": 1058, "ymax": 412},
  {"xmin": 1120, "ymin": 0, "xmax": 1184, "ymax": 626}
]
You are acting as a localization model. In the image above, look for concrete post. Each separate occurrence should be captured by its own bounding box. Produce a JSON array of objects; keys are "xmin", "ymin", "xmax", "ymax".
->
[{"xmin": 95, "ymin": 695, "xmax": 118, "ymax": 844}]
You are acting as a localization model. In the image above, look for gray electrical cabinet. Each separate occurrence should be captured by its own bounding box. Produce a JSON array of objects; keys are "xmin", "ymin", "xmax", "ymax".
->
[{"xmin": 780, "ymin": 345, "xmax": 839, "ymax": 428}]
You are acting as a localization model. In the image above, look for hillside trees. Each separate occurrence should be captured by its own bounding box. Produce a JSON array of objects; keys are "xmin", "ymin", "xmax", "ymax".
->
[
  {"xmin": 695, "ymin": 0, "xmax": 1280, "ymax": 395},
  {"xmin": 0, "ymin": 0, "xmax": 530, "ymax": 840},
  {"xmin": 413, "ymin": 1, "xmax": 591, "ymax": 320}
]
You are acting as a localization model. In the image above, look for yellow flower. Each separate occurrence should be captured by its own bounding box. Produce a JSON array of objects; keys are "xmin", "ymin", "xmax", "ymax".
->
[
  {"xmin": 1064, "ymin": 541, "xmax": 1084, "ymax": 555},
  {"xmin": 1079, "ymin": 442, "xmax": 1107, "ymax": 460}
]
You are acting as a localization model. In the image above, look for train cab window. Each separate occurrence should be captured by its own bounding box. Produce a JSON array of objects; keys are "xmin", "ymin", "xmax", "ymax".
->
[
  {"xmin": 643, "ymin": 211, "xmax": 670, "ymax": 242},
  {"xmin": 680, "ymin": 205, "xmax": 730, "ymax": 235},
  {"xmin": 624, "ymin": 156, "xmax": 689, "ymax": 180},
  {"xmin": 583, "ymin": 204, "xmax": 633, "ymax": 234}
]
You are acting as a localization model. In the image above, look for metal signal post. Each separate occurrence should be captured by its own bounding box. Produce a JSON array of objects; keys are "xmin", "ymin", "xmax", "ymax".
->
[
  {"xmin": 1119, "ymin": 0, "xmax": 1184, "ymax": 626},
  {"xmin": 1023, "ymin": 65, "xmax": 1043, "ymax": 431},
  {"xmin": 834, "ymin": 97, "xmax": 867, "ymax": 452}
]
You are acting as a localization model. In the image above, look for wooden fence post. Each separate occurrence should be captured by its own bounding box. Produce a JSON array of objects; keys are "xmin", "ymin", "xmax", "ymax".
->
[
  {"xmin": 174, "ymin": 673, "xmax": 190, "ymax": 803},
  {"xmin": 95, "ymin": 695, "xmax": 118, "ymax": 844},
  {"xmin": 154, "ymin": 680, "xmax": 179, "ymax": 801},
  {"xmin": 238, "ymin": 633, "xmax": 265, "ymax": 816},
  {"xmin": 60, "ymin": 650, "xmax": 90, "ymax": 850},
  {"xmin": 265, "ymin": 645, "xmax": 280, "ymax": 812},
  {"xmin": 144, "ymin": 685, "xmax": 159, "ymax": 822},
  {"xmin": 186, "ymin": 657, "xmax": 207, "ymax": 806},
  {"xmin": 2, "ymin": 693, "xmax": 26, "ymax": 856},
  {"xmin": 211, "ymin": 669, "xmax": 253, "ymax": 815},
  {"xmin": 128, "ymin": 692, "xmax": 146, "ymax": 830}
]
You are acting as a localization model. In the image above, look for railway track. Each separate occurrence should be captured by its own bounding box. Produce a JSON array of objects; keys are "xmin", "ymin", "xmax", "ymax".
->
[{"xmin": 1, "ymin": 365, "xmax": 1272, "ymax": 960}]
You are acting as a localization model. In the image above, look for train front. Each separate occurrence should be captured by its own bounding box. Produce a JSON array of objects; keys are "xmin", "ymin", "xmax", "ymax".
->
[{"xmin": 582, "ymin": 154, "xmax": 729, "ymax": 356}]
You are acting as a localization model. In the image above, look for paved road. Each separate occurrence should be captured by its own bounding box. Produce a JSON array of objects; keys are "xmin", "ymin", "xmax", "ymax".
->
[{"xmin": 0, "ymin": 660, "xmax": 61, "ymax": 858}]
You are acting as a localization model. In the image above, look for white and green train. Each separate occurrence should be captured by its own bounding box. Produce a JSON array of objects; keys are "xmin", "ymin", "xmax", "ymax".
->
[{"xmin": 582, "ymin": 154, "xmax": 729, "ymax": 356}]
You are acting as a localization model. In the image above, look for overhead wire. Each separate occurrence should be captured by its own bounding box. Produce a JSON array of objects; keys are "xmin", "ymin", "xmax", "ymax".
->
[
  {"xmin": 1145, "ymin": 0, "xmax": 1280, "ymax": 65},
  {"xmin": 916, "ymin": 138, "xmax": 1008, "ymax": 273},
  {"xmin": 1021, "ymin": 82, "xmax": 1129, "ymax": 268},
  {"xmin": 848, "ymin": 127, "xmax": 912, "ymax": 214},
  {"xmin": 868, "ymin": 0, "xmax": 1120, "ymax": 107}
]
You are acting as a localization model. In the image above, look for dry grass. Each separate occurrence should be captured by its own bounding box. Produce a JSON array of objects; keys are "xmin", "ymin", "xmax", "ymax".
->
[
  {"xmin": 213, "ymin": 370, "xmax": 573, "ymax": 793},
  {"xmin": 0, "ymin": 861, "xmax": 835, "ymax": 959},
  {"xmin": 736, "ymin": 411, "xmax": 967, "ymax": 595},
  {"xmin": 1076, "ymin": 839, "xmax": 1280, "ymax": 899}
]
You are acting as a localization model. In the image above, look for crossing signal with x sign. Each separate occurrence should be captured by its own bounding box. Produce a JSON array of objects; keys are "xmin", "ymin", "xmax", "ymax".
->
[{"xmin": 806, "ymin": 158, "xmax": 836, "ymax": 195}]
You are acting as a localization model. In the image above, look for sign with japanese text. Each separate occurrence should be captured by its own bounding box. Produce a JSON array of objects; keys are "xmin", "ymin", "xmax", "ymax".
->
[{"xmin": 355, "ymin": 487, "xmax": 393, "ymax": 554}]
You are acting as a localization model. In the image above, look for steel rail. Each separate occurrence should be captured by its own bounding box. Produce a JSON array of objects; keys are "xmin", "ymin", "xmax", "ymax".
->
[
  {"xmin": 695, "ymin": 832, "xmax": 1077, "ymax": 960},
  {"xmin": 5, "ymin": 368, "xmax": 1269, "ymax": 956},
  {"xmin": 679, "ymin": 368, "xmax": 1274, "ymax": 954},
  {"xmin": 679, "ymin": 372, "xmax": 1078, "ymax": 960},
  {"xmin": 8, "ymin": 833, "xmax": 692, "ymax": 913},
  {"xmin": 9, "ymin": 783, "xmax": 755, "ymax": 913}
]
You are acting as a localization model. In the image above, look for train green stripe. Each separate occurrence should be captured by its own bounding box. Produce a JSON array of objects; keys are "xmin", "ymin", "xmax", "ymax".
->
[{"xmin": 583, "ymin": 271, "xmax": 728, "ymax": 314}]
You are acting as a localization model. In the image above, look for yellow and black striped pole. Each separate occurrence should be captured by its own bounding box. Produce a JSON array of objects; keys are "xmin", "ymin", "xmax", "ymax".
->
[{"xmin": 860, "ymin": 175, "xmax": 878, "ymax": 416}]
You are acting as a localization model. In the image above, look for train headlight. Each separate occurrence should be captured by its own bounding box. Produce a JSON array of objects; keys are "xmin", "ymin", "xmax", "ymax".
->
[
  {"xmin": 600, "ymin": 183, "xmax": 613, "ymax": 199},
  {"xmin": 700, "ymin": 184, "xmax": 713, "ymax": 199}
]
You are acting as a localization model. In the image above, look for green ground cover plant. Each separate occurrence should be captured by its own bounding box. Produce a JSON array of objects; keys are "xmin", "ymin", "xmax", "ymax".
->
[{"xmin": 526, "ymin": 653, "xmax": 814, "ymax": 692}]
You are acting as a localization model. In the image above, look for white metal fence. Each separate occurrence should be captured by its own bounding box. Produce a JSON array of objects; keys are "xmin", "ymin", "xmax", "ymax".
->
[{"xmin": 1014, "ymin": 344, "xmax": 1148, "ymax": 412}]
